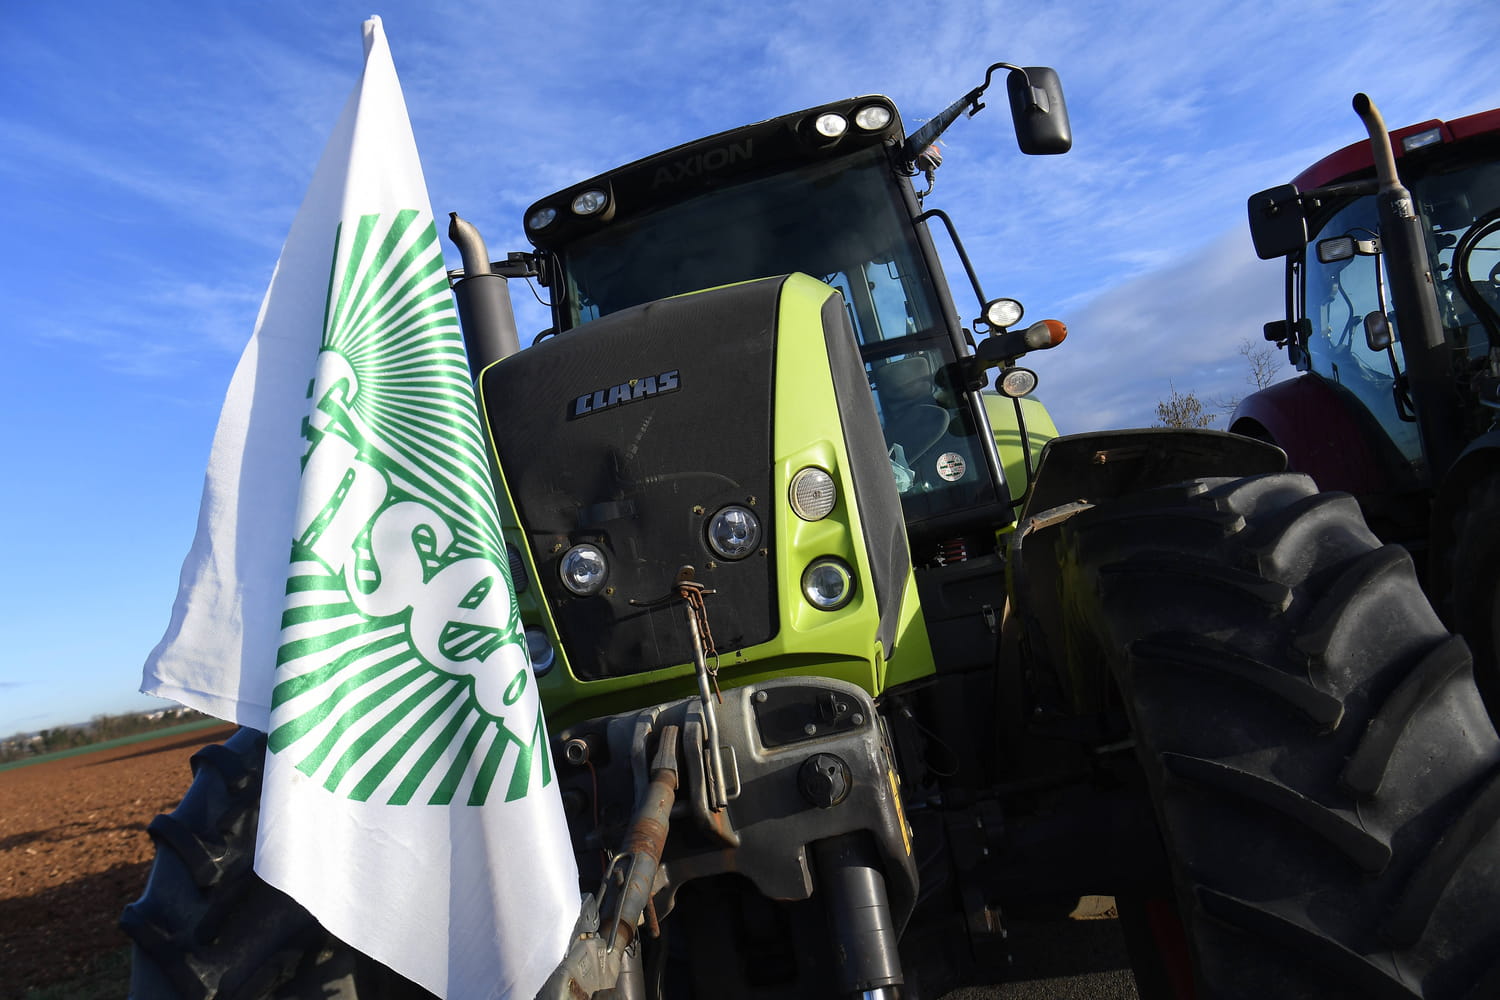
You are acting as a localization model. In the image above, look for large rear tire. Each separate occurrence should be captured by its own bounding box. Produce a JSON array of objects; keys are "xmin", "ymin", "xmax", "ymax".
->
[
  {"xmin": 120, "ymin": 728, "xmax": 430, "ymax": 999},
  {"xmin": 1059, "ymin": 473, "xmax": 1500, "ymax": 999}
]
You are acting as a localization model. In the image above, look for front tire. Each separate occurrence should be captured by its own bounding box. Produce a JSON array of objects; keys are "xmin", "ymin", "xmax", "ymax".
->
[
  {"xmin": 1060, "ymin": 473, "xmax": 1500, "ymax": 999},
  {"xmin": 120, "ymin": 728, "xmax": 430, "ymax": 999}
]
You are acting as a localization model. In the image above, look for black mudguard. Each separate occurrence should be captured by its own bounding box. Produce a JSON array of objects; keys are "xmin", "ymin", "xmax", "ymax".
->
[
  {"xmin": 1021, "ymin": 429, "xmax": 1286, "ymax": 519},
  {"xmin": 1009, "ymin": 429, "xmax": 1286, "ymax": 717}
]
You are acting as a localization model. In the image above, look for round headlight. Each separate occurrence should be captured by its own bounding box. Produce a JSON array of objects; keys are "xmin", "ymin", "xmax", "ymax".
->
[
  {"xmin": 571, "ymin": 189, "xmax": 609, "ymax": 216},
  {"xmin": 707, "ymin": 505, "xmax": 762, "ymax": 560},
  {"xmin": 998, "ymin": 367, "xmax": 1039, "ymax": 398},
  {"xmin": 526, "ymin": 206, "xmax": 558, "ymax": 231},
  {"xmin": 814, "ymin": 113, "xmax": 849, "ymax": 138},
  {"xmin": 982, "ymin": 298, "xmax": 1024, "ymax": 329},
  {"xmin": 559, "ymin": 543, "xmax": 608, "ymax": 596},
  {"xmin": 853, "ymin": 104, "xmax": 893, "ymax": 131},
  {"xmin": 525, "ymin": 626, "xmax": 555, "ymax": 676},
  {"xmin": 790, "ymin": 467, "xmax": 837, "ymax": 521},
  {"xmin": 803, "ymin": 558, "xmax": 854, "ymax": 611}
]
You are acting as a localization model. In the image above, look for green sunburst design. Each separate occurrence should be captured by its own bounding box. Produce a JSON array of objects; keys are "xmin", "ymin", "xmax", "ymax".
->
[{"xmin": 265, "ymin": 210, "xmax": 548, "ymax": 807}]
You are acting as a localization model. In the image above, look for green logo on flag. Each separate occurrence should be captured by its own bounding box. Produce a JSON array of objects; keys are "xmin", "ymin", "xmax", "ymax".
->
[{"xmin": 266, "ymin": 210, "xmax": 550, "ymax": 807}]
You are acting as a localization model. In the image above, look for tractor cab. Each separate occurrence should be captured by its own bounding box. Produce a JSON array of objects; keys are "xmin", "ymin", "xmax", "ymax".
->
[
  {"xmin": 1242, "ymin": 106, "xmax": 1500, "ymax": 499},
  {"xmin": 1304, "ymin": 137, "xmax": 1500, "ymax": 457},
  {"xmin": 514, "ymin": 77, "xmax": 1069, "ymax": 554},
  {"xmin": 1237, "ymin": 98, "xmax": 1500, "ymax": 707}
]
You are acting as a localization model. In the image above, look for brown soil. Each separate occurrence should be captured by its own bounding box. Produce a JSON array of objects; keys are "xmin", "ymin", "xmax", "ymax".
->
[
  {"xmin": 0, "ymin": 725, "xmax": 1139, "ymax": 1000},
  {"xmin": 0, "ymin": 724, "xmax": 237, "ymax": 997}
]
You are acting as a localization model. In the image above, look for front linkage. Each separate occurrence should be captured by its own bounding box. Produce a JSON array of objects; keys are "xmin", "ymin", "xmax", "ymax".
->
[{"xmin": 542, "ymin": 674, "xmax": 916, "ymax": 999}]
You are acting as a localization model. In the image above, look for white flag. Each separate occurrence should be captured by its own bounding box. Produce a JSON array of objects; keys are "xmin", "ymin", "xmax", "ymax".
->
[{"xmin": 141, "ymin": 17, "xmax": 578, "ymax": 999}]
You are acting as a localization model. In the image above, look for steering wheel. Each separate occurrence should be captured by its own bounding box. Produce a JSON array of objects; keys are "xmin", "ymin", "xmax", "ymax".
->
[{"xmin": 1453, "ymin": 212, "xmax": 1500, "ymax": 344}]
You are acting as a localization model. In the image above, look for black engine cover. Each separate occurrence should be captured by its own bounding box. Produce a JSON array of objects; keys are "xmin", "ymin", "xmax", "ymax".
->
[{"xmin": 481, "ymin": 278, "xmax": 783, "ymax": 680}]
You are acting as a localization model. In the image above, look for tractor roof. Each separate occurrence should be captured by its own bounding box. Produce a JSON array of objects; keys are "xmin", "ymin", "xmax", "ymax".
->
[
  {"xmin": 521, "ymin": 95, "xmax": 907, "ymax": 251},
  {"xmin": 1294, "ymin": 106, "xmax": 1500, "ymax": 191}
]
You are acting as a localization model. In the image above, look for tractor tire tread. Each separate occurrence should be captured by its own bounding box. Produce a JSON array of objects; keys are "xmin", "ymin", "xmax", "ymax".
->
[
  {"xmin": 1128, "ymin": 634, "xmax": 1344, "ymax": 728},
  {"xmin": 1060, "ymin": 472, "xmax": 1500, "ymax": 998},
  {"xmin": 1341, "ymin": 636, "xmax": 1472, "ymax": 799},
  {"xmin": 1194, "ymin": 888, "xmax": 1420, "ymax": 1000},
  {"xmin": 1159, "ymin": 751, "xmax": 1391, "ymax": 873},
  {"xmin": 120, "ymin": 728, "xmax": 422, "ymax": 999}
]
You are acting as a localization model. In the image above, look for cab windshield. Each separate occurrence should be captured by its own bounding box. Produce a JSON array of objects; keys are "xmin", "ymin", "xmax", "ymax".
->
[
  {"xmin": 552, "ymin": 145, "xmax": 998, "ymax": 518},
  {"xmin": 1412, "ymin": 158, "xmax": 1500, "ymax": 354},
  {"xmin": 556, "ymin": 146, "xmax": 942, "ymax": 341}
]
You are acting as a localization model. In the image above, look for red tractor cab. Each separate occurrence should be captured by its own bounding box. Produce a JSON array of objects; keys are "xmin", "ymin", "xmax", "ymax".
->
[{"xmin": 1236, "ymin": 99, "xmax": 1500, "ymax": 707}]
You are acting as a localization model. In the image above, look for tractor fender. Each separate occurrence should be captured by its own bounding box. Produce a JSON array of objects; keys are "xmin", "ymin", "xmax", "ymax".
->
[
  {"xmin": 1426, "ymin": 430, "xmax": 1500, "ymax": 601},
  {"xmin": 1228, "ymin": 374, "xmax": 1390, "ymax": 495},
  {"xmin": 1021, "ymin": 427, "xmax": 1285, "ymax": 518},
  {"xmin": 1009, "ymin": 428, "xmax": 1285, "ymax": 717}
]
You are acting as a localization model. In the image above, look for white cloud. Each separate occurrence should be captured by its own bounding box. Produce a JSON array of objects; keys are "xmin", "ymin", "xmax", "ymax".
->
[
  {"xmin": 29, "ymin": 266, "xmax": 267, "ymax": 380},
  {"xmin": 9, "ymin": 0, "xmax": 1499, "ymax": 396},
  {"xmin": 1035, "ymin": 228, "xmax": 1286, "ymax": 433}
]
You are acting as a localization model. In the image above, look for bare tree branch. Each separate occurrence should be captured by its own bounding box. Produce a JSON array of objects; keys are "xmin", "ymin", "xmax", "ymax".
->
[
  {"xmin": 1155, "ymin": 381, "xmax": 1216, "ymax": 428},
  {"xmin": 1215, "ymin": 338, "xmax": 1281, "ymax": 414}
]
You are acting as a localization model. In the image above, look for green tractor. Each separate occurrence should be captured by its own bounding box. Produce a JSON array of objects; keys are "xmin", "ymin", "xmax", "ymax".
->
[{"xmin": 127, "ymin": 67, "xmax": 1500, "ymax": 1000}]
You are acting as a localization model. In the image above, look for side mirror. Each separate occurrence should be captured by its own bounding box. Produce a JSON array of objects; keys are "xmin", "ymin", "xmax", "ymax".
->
[
  {"xmin": 1265, "ymin": 317, "xmax": 1312, "ymax": 368},
  {"xmin": 1247, "ymin": 184, "xmax": 1307, "ymax": 260},
  {"xmin": 1007, "ymin": 67, "xmax": 1071, "ymax": 155},
  {"xmin": 904, "ymin": 63, "xmax": 1072, "ymax": 162},
  {"xmin": 1364, "ymin": 311, "xmax": 1393, "ymax": 351}
]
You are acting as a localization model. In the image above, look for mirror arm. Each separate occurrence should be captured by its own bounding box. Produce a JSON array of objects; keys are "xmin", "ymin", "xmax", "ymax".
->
[
  {"xmin": 903, "ymin": 62, "xmax": 1026, "ymax": 161},
  {"xmin": 903, "ymin": 89, "xmax": 984, "ymax": 161},
  {"xmin": 980, "ymin": 62, "xmax": 1021, "ymax": 94}
]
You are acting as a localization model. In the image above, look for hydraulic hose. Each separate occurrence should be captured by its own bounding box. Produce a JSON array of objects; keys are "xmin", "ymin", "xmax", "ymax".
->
[{"xmin": 536, "ymin": 726, "xmax": 680, "ymax": 1000}]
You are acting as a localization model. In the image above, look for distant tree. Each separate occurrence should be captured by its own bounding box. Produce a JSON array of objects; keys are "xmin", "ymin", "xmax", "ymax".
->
[
  {"xmin": 1216, "ymin": 339, "xmax": 1281, "ymax": 415},
  {"xmin": 0, "ymin": 707, "xmax": 212, "ymax": 764},
  {"xmin": 1152, "ymin": 340, "xmax": 1285, "ymax": 429},
  {"xmin": 1155, "ymin": 382, "xmax": 1216, "ymax": 429}
]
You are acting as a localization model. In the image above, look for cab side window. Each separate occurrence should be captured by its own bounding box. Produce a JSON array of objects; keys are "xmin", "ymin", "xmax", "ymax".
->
[{"xmin": 1302, "ymin": 197, "xmax": 1424, "ymax": 469}]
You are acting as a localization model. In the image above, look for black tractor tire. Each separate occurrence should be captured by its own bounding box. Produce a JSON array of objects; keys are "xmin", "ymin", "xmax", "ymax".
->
[
  {"xmin": 1057, "ymin": 473, "xmax": 1500, "ymax": 999},
  {"xmin": 120, "ymin": 728, "xmax": 431, "ymax": 1000},
  {"xmin": 1443, "ymin": 470, "xmax": 1500, "ymax": 722}
]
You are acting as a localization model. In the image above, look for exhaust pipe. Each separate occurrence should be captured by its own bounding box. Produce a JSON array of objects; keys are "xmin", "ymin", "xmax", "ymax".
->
[
  {"xmin": 1351, "ymin": 94, "xmax": 1460, "ymax": 479},
  {"xmin": 447, "ymin": 213, "xmax": 521, "ymax": 379}
]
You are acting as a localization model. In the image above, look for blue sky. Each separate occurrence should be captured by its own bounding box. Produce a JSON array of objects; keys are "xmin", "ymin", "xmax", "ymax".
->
[{"xmin": 3, "ymin": 0, "xmax": 1498, "ymax": 735}]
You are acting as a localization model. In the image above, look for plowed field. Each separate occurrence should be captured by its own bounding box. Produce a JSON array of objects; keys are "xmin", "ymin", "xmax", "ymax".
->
[
  {"xmin": 0, "ymin": 724, "xmax": 237, "ymax": 997},
  {"xmin": 0, "ymin": 723, "xmax": 1136, "ymax": 999}
]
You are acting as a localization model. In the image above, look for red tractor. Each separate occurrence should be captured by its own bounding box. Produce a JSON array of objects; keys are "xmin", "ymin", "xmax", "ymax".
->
[{"xmin": 1235, "ymin": 96, "xmax": 1500, "ymax": 711}]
